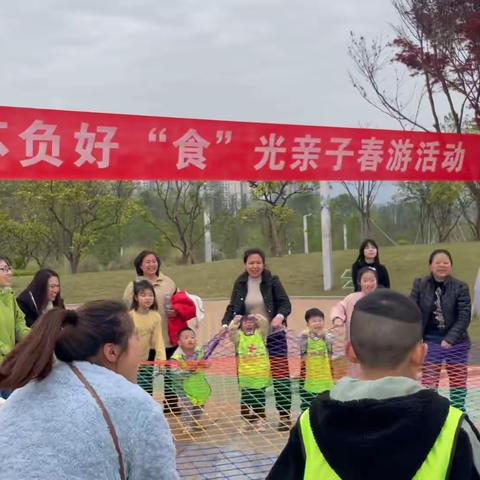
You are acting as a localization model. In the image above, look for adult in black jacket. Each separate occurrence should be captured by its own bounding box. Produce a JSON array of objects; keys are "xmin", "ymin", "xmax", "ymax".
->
[
  {"xmin": 351, "ymin": 238, "xmax": 390, "ymax": 292},
  {"xmin": 222, "ymin": 248, "xmax": 292, "ymax": 431},
  {"xmin": 268, "ymin": 290, "xmax": 480, "ymax": 480},
  {"xmin": 17, "ymin": 269, "xmax": 65, "ymax": 327},
  {"xmin": 410, "ymin": 249, "xmax": 471, "ymax": 412}
]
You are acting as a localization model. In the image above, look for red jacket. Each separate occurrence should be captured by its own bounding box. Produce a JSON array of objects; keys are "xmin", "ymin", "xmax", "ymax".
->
[{"xmin": 168, "ymin": 291, "xmax": 197, "ymax": 346}]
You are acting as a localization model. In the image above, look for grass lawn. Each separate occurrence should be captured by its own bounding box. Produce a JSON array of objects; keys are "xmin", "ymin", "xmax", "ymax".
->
[{"xmin": 11, "ymin": 241, "xmax": 480, "ymax": 303}]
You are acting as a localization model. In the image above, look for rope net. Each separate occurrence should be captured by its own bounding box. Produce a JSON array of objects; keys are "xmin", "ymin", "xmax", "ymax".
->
[{"xmin": 138, "ymin": 325, "xmax": 479, "ymax": 479}]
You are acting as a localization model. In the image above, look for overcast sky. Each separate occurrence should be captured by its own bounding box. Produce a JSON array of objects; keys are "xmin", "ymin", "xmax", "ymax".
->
[
  {"xmin": 0, "ymin": 0, "xmax": 403, "ymax": 128},
  {"xmin": 0, "ymin": 1, "xmax": 416, "ymax": 201}
]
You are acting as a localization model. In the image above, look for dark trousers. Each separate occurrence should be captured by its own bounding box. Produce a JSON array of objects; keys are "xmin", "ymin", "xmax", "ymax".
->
[
  {"xmin": 299, "ymin": 383, "xmax": 316, "ymax": 412},
  {"xmin": 164, "ymin": 346, "xmax": 179, "ymax": 413},
  {"xmin": 267, "ymin": 329, "xmax": 292, "ymax": 417},
  {"xmin": 241, "ymin": 388, "xmax": 266, "ymax": 422},
  {"xmin": 422, "ymin": 337, "xmax": 470, "ymax": 412},
  {"xmin": 137, "ymin": 365, "xmax": 154, "ymax": 395}
]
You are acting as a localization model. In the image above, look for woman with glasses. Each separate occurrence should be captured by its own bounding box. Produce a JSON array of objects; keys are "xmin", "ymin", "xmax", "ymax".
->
[{"xmin": 0, "ymin": 256, "xmax": 30, "ymax": 399}]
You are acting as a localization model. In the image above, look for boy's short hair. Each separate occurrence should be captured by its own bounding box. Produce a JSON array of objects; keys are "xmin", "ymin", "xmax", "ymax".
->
[
  {"xmin": 350, "ymin": 290, "xmax": 423, "ymax": 369},
  {"xmin": 305, "ymin": 308, "xmax": 324, "ymax": 322},
  {"xmin": 177, "ymin": 327, "xmax": 195, "ymax": 340}
]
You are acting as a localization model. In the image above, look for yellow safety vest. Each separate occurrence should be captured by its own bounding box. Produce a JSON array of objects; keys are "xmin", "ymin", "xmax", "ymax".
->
[
  {"xmin": 304, "ymin": 336, "xmax": 334, "ymax": 394},
  {"xmin": 237, "ymin": 330, "xmax": 271, "ymax": 390},
  {"xmin": 171, "ymin": 348, "xmax": 211, "ymax": 406},
  {"xmin": 300, "ymin": 405, "xmax": 463, "ymax": 479}
]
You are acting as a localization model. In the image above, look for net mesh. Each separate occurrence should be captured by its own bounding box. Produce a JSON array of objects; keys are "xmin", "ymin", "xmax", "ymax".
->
[{"xmin": 138, "ymin": 326, "xmax": 479, "ymax": 480}]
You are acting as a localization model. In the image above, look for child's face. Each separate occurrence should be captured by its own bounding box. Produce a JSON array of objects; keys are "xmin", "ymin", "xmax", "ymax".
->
[
  {"xmin": 308, "ymin": 316, "xmax": 325, "ymax": 333},
  {"xmin": 178, "ymin": 330, "xmax": 197, "ymax": 350},
  {"xmin": 136, "ymin": 289, "xmax": 155, "ymax": 310},
  {"xmin": 360, "ymin": 271, "xmax": 377, "ymax": 294},
  {"xmin": 241, "ymin": 317, "xmax": 257, "ymax": 334}
]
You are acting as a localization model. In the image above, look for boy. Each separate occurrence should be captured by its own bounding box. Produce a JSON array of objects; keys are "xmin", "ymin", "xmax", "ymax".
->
[
  {"xmin": 170, "ymin": 328, "xmax": 212, "ymax": 434},
  {"xmin": 268, "ymin": 290, "xmax": 480, "ymax": 479},
  {"xmin": 299, "ymin": 308, "xmax": 334, "ymax": 411},
  {"xmin": 230, "ymin": 313, "xmax": 272, "ymax": 432}
]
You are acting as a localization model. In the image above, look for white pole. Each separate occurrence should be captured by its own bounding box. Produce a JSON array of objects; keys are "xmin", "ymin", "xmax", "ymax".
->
[
  {"xmin": 303, "ymin": 213, "xmax": 312, "ymax": 255},
  {"xmin": 320, "ymin": 182, "xmax": 333, "ymax": 291},
  {"xmin": 204, "ymin": 208, "xmax": 212, "ymax": 263},
  {"xmin": 343, "ymin": 224, "xmax": 348, "ymax": 250},
  {"xmin": 203, "ymin": 185, "xmax": 212, "ymax": 263}
]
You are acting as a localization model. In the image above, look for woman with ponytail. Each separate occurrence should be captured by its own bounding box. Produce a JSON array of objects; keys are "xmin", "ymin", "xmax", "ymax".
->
[{"xmin": 0, "ymin": 300, "xmax": 179, "ymax": 480}]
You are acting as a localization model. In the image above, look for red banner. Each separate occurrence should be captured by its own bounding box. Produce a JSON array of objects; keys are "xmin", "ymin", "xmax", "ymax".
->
[{"xmin": 0, "ymin": 105, "xmax": 478, "ymax": 181}]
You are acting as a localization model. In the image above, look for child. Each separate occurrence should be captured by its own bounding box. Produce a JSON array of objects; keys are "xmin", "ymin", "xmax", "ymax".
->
[
  {"xmin": 230, "ymin": 314, "xmax": 271, "ymax": 432},
  {"xmin": 268, "ymin": 290, "xmax": 480, "ymax": 479},
  {"xmin": 129, "ymin": 280, "xmax": 166, "ymax": 394},
  {"xmin": 298, "ymin": 308, "xmax": 334, "ymax": 411},
  {"xmin": 170, "ymin": 328, "xmax": 213, "ymax": 434}
]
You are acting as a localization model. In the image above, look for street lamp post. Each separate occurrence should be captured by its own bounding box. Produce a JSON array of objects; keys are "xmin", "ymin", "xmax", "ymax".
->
[{"xmin": 303, "ymin": 213, "xmax": 312, "ymax": 255}]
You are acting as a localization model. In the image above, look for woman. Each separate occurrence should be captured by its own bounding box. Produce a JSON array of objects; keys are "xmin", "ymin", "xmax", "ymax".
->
[
  {"xmin": 0, "ymin": 256, "xmax": 30, "ymax": 399},
  {"xmin": 123, "ymin": 250, "xmax": 177, "ymax": 410},
  {"xmin": 330, "ymin": 267, "xmax": 378, "ymax": 378},
  {"xmin": 0, "ymin": 300, "xmax": 179, "ymax": 479},
  {"xmin": 222, "ymin": 248, "xmax": 292, "ymax": 431},
  {"xmin": 410, "ymin": 249, "xmax": 471, "ymax": 412},
  {"xmin": 123, "ymin": 250, "xmax": 176, "ymax": 355},
  {"xmin": 351, "ymin": 239, "xmax": 390, "ymax": 292},
  {"xmin": 17, "ymin": 268, "xmax": 65, "ymax": 327}
]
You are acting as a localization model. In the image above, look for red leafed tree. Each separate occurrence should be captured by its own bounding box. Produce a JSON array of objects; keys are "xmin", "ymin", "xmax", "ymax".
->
[{"xmin": 349, "ymin": 0, "xmax": 480, "ymax": 238}]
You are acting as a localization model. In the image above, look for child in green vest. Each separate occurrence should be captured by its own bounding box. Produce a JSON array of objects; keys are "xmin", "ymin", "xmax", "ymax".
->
[
  {"xmin": 268, "ymin": 290, "xmax": 480, "ymax": 479},
  {"xmin": 230, "ymin": 313, "xmax": 272, "ymax": 432},
  {"xmin": 170, "ymin": 328, "xmax": 212, "ymax": 434},
  {"xmin": 299, "ymin": 308, "xmax": 334, "ymax": 411}
]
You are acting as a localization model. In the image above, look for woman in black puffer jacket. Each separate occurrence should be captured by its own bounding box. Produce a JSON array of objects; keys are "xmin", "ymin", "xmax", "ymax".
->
[
  {"xmin": 222, "ymin": 248, "xmax": 292, "ymax": 431},
  {"xmin": 410, "ymin": 249, "xmax": 471, "ymax": 412}
]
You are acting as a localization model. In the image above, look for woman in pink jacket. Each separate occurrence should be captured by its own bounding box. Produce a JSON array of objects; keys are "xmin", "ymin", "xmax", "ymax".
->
[{"xmin": 330, "ymin": 267, "xmax": 378, "ymax": 378}]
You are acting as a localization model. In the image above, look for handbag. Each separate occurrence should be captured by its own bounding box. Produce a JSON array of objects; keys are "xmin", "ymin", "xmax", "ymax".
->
[{"xmin": 68, "ymin": 364, "xmax": 127, "ymax": 480}]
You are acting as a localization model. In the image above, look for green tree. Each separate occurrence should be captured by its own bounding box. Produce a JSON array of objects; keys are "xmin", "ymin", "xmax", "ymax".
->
[
  {"xmin": 16, "ymin": 181, "xmax": 135, "ymax": 273},
  {"xmin": 248, "ymin": 182, "xmax": 315, "ymax": 257},
  {"xmin": 141, "ymin": 181, "xmax": 205, "ymax": 265},
  {"xmin": 397, "ymin": 182, "xmax": 464, "ymax": 242},
  {"xmin": 349, "ymin": 0, "xmax": 480, "ymax": 238}
]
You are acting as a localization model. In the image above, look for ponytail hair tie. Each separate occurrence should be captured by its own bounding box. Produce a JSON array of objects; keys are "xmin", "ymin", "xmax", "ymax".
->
[{"xmin": 63, "ymin": 309, "xmax": 78, "ymax": 326}]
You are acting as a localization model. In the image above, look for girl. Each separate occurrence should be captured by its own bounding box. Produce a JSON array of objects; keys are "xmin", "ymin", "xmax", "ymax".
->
[
  {"xmin": 130, "ymin": 280, "xmax": 166, "ymax": 394},
  {"xmin": 330, "ymin": 267, "xmax": 379, "ymax": 378},
  {"xmin": 17, "ymin": 268, "xmax": 65, "ymax": 327},
  {"xmin": 351, "ymin": 239, "xmax": 390, "ymax": 292}
]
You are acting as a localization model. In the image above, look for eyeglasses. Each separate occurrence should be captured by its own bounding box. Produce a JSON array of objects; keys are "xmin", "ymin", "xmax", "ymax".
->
[{"xmin": 0, "ymin": 266, "xmax": 12, "ymax": 273}]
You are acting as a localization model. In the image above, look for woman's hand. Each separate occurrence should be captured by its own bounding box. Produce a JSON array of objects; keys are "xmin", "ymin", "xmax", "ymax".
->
[
  {"xmin": 271, "ymin": 314, "xmax": 284, "ymax": 330},
  {"xmin": 233, "ymin": 314, "xmax": 242, "ymax": 325},
  {"xmin": 441, "ymin": 340, "xmax": 452, "ymax": 349}
]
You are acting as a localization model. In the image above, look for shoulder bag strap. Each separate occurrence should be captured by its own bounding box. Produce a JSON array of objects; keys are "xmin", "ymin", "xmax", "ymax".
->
[{"xmin": 68, "ymin": 363, "xmax": 127, "ymax": 480}]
